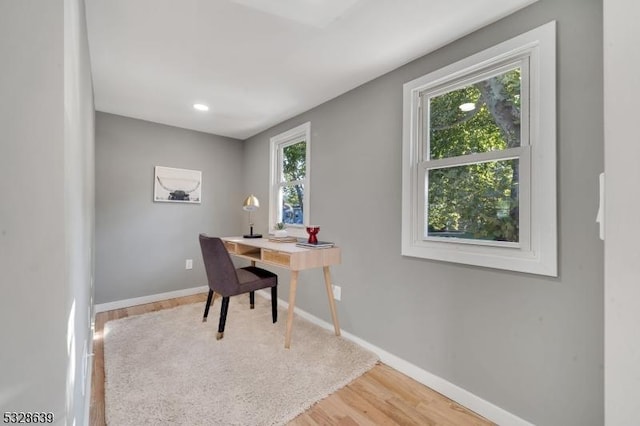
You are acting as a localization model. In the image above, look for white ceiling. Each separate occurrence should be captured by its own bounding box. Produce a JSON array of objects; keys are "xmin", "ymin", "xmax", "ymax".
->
[{"xmin": 85, "ymin": 0, "xmax": 535, "ymax": 140}]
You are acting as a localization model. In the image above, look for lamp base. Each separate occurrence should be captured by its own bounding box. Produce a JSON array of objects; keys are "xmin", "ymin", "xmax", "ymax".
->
[{"xmin": 243, "ymin": 234, "xmax": 262, "ymax": 239}]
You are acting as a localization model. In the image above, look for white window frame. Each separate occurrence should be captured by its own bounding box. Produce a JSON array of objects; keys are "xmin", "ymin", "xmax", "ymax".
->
[
  {"xmin": 401, "ymin": 21, "xmax": 557, "ymax": 276},
  {"xmin": 269, "ymin": 122, "xmax": 311, "ymax": 238}
]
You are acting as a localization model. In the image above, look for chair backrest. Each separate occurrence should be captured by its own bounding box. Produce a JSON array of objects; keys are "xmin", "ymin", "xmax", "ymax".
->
[{"xmin": 199, "ymin": 234, "xmax": 239, "ymax": 296}]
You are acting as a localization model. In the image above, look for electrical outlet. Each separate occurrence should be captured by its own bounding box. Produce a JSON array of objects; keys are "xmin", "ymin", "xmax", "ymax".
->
[
  {"xmin": 332, "ymin": 285, "xmax": 341, "ymax": 301},
  {"xmin": 185, "ymin": 259, "xmax": 193, "ymax": 270}
]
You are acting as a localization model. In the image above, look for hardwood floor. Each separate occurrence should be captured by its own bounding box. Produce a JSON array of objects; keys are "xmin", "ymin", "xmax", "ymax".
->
[{"xmin": 90, "ymin": 294, "xmax": 494, "ymax": 426}]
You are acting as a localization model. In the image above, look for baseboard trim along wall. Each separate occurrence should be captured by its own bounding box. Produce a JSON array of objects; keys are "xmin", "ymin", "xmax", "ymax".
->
[
  {"xmin": 255, "ymin": 289, "xmax": 534, "ymax": 426},
  {"xmin": 94, "ymin": 286, "xmax": 209, "ymax": 313},
  {"xmin": 96, "ymin": 286, "xmax": 532, "ymax": 425}
]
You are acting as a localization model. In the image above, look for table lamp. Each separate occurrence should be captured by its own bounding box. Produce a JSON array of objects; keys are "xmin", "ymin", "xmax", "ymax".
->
[{"xmin": 242, "ymin": 194, "xmax": 262, "ymax": 238}]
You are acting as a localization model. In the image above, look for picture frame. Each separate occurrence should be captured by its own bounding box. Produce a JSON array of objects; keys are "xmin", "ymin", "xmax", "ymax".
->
[{"xmin": 154, "ymin": 166, "xmax": 202, "ymax": 204}]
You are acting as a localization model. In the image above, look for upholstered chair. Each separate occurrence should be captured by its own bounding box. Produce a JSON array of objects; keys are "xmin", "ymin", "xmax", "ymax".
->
[{"xmin": 199, "ymin": 234, "xmax": 278, "ymax": 339}]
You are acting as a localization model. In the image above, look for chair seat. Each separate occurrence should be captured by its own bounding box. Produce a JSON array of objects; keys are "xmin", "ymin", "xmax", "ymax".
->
[{"xmin": 231, "ymin": 266, "xmax": 277, "ymax": 296}]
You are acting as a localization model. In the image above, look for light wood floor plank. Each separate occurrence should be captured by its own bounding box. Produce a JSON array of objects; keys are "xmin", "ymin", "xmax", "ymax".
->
[
  {"xmin": 319, "ymin": 385, "xmax": 398, "ymax": 426},
  {"xmin": 346, "ymin": 375, "xmax": 430, "ymax": 426},
  {"xmin": 89, "ymin": 293, "xmax": 494, "ymax": 426}
]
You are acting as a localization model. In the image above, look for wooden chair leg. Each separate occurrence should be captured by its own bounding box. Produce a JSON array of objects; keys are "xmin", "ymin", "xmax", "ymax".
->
[
  {"xmin": 271, "ymin": 286, "xmax": 278, "ymax": 323},
  {"xmin": 250, "ymin": 291, "xmax": 255, "ymax": 309},
  {"xmin": 202, "ymin": 289, "xmax": 214, "ymax": 322},
  {"xmin": 217, "ymin": 296, "xmax": 230, "ymax": 340}
]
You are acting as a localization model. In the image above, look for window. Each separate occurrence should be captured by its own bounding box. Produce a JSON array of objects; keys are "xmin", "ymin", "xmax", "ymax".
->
[
  {"xmin": 269, "ymin": 122, "xmax": 311, "ymax": 237},
  {"xmin": 402, "ymin": 22, "xmax": 557, "ymax": 276}
]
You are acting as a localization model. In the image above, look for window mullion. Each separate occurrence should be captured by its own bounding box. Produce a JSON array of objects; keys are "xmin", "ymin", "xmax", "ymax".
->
[
  {"xmin": 421, "ymin": 146, "xmax": 526, "ymax": 170},
  {"xmin": 279, "ymin": 179, "xmax": 305, "ymax": 188}
]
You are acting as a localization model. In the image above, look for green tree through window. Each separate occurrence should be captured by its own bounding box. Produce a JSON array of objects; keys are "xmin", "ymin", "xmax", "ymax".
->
[
  {"xmin": 427, "ymin": 68, "xmax": 521, "ymax": 242},
  {"xmin": 280, "ymin": 141, "xmax": 306, "ymax": 225}
]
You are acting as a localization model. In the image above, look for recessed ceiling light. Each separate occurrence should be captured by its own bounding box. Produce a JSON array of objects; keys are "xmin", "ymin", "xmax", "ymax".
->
[
  {"xmin": 193, "ymin": 103, "xmax": 209, "ymax": 111},
  {"xmin": 459, "ymin": 102, "xmax": 476, "ymax": 112}
]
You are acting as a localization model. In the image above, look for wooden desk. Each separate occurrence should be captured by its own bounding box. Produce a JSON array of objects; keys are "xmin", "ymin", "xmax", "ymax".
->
[{"xmin": 221, "ymin": 236, "xmax": 341, "ymax": 348}]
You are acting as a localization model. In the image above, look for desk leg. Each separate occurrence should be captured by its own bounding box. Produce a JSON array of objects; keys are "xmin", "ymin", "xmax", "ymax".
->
[
  {"xmin": 284, "ymin": 271, "xmax": 299, "ymax": 349},
  {"xmin": 323, "ymin": 266, "xmax": 341, "ymax": 336}
]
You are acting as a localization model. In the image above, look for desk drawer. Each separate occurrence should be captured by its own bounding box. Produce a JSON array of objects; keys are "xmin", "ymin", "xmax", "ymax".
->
[{"xmin": 262, "ymin": 249, "xmax": 291, "ymax": 267}]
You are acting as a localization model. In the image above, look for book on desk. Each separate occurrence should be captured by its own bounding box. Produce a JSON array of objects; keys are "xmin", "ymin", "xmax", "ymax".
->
[
  {"xmin": 295, "ymin": 239, "xmax": 335, "ymax": 249},
  {"xmin": 267, "ymin": 236, "xmax": 335, "ymax": 249},
  {"xmin": 267, "ymin": 236, "xmax": 298, "ymax": 243}
]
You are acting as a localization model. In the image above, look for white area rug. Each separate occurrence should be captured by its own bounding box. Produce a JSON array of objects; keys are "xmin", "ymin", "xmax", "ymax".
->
[{"xmin": 103, "ymin": 295, "xmax": 378, "ymax": 425}]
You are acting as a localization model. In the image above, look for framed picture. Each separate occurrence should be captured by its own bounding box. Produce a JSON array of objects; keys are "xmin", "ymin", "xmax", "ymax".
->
[{"xmin": 154, "ymin": 166, "xmax": 202, "ymax": 203}]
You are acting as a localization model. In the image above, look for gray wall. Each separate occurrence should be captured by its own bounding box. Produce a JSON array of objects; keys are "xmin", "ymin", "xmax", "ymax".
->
[
  {"xmin": 95, "ymin": 113, "xmax": 245, "ymax": 303},
  {"xmin": 0, "ymin": 0, "xmax": 95, "ymax": 423},
  {"xmin": 243, "ymin": 0, "xmax": 603, "ymax": 424},
  {"xmin": 603, "ymin": 0, "xmax": 640, "ymax": 424}
]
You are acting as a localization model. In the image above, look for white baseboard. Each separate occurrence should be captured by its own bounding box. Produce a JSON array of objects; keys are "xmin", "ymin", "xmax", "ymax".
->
[
  {"xmin": 255, "ymin": 290, "xmax": 534, "ymax": 426},
  {"xmin": 94, "ymin": 286, "xmax": 209, "ymax": 313}
]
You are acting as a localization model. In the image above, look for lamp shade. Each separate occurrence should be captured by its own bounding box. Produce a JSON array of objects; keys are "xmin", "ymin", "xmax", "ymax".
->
[{"xmin": 242, "ymin": 194, "xmax": 260, "ymax": 211}]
